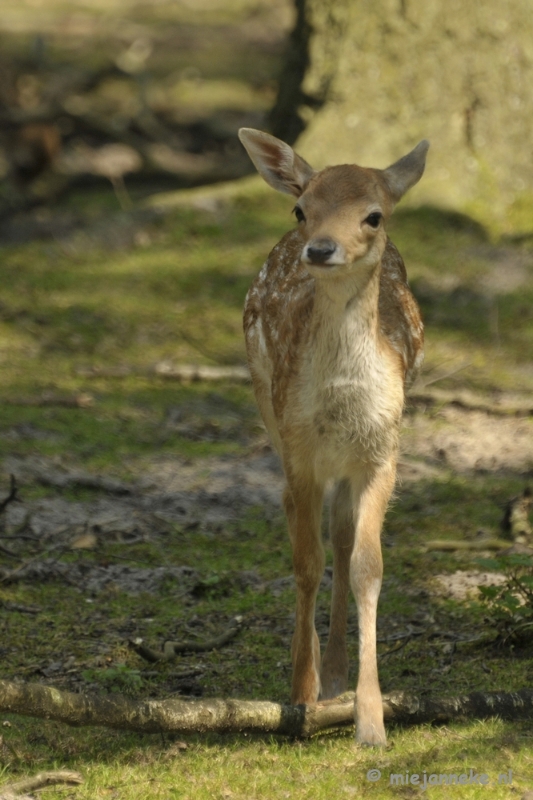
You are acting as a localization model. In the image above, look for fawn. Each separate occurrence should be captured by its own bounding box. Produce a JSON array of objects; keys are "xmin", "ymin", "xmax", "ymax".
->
[{"xmin": 238, "ymin": 128, "xmax": 428, "ymax": 745}]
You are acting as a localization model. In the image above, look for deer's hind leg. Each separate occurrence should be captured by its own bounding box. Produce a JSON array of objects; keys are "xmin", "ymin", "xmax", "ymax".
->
[
  {"xmin": 284, "ymin": 479, "xmax": 325, "ymax": 705},
  {"xmin": 320, "ymin": 478, "xmax": 354, "ymax": 699}
]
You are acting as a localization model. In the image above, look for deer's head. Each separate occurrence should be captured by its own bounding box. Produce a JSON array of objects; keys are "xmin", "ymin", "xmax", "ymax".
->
[{"xmin": 239, "ymin": 128, "xmax": 429, "ymax": 280}]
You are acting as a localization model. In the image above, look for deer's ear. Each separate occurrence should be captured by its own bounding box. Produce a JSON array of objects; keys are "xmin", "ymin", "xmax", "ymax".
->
[
  {"xmin": 382, "ymin": 140, "xmax": 430, "ymax": 203},
  {"xmin": 238, "ymin": 128, "xmax": 316, "ymax": 198}
]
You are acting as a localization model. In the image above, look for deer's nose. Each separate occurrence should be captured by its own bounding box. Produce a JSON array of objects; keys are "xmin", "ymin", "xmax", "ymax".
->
[{"xmin": 304, "ymin": 238, "xmax": 337, "ymax": 265}]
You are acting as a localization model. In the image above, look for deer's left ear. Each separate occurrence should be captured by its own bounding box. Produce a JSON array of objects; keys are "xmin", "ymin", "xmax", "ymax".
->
[
  {"xmin": 382, "ymin": 140, "xmax": 430, "ymax": 204},
  {"xmin": 238, "ymin": 128, "xmax": 316, "ymax": 198}
]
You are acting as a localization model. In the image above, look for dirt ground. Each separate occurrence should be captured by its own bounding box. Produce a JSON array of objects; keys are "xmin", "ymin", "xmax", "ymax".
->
[
  {"xmin": 2, "ymin": 395, "xmax": 532, "ymax": 596},
  {"xmin": 402, "ymin": 403, "xmax": 533, "ymax": 474}
]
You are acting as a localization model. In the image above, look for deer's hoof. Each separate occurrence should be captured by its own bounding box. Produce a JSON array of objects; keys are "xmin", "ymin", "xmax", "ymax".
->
[{"xmin": 356, "ymin": 719, "xmax": 387, "ymax": 747}]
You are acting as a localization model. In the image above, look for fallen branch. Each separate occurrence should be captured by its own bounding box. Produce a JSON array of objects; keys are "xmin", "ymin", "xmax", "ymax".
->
[
  {"xmin": 4, "ymin": 393, "xmax": 94, "ymax": 408},
  {"xmin": 129, "ymin": 617, "xmax": 243, "ymax": 663},
  {"xmin": 408, "ymin": 387, "xmax": 533, "ymax": 417},
  {"xmin": 154, "ymin": 363, "xmax": 250, "ymax": 383},
  {"xmin": 76, "ymin": 363, "xmax": 250, "ymax": 383},
  {"xmin": 423, "ymin": 538, "xmax": 512, "ymax": 552},
  {"xmin": 0, "ymin": 770, "xmax": 83, "ymax": 800},
  {"xmin": 13, "ymin": 466, "xmax": 132, "ymax": 496},
  {"xmin": 2, "ymin": 679, "xmax": 533, "ymax": 739},
  {"xmin": 0, "ymin": 601, "xmax": 41, "ymax": 614}
]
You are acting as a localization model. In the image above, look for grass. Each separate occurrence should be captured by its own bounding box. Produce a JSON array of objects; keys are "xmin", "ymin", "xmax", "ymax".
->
[
  {"xmin": 2, "ymin": 718, "xmax": 531, "ymax": 799},
  {"xmin": 0, "ymin": 180, "xmax": 533, "ymax": 798}
]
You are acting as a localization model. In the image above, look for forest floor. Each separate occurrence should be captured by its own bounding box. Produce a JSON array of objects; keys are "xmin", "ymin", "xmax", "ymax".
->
[
  {"xmin": 0, "ymin": 181, "xmax": 532, "ymax": 799},
  {"xmin": 1, "ymin": 1, "xmax": 533, "ymax": 799}
]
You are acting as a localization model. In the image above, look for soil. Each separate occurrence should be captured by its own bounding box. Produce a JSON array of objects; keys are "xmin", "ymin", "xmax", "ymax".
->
[
  {"xmin": 401, "ymin": 404, "xmax": 533, "ymax": 474},
  {"xmin": 2, "ymin": 395, "xmax": 532, "ymax": 596}
]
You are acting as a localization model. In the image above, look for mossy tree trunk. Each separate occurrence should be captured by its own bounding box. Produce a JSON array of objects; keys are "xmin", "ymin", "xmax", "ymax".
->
[{"xmin": 270, "ymin": 0, "xmax": 533, "ymax": 230}]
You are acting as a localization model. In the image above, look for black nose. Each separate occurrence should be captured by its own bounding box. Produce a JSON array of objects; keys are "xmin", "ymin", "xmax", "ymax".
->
[{"xmin": 306, "ymin": 239, "xmax": 336, "ymax": 265}]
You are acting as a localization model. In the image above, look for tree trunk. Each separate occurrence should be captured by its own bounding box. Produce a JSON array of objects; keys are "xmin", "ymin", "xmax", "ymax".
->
[{"xmin": 270, "ymin": 0, "xmax": 533, "ymax": 230}]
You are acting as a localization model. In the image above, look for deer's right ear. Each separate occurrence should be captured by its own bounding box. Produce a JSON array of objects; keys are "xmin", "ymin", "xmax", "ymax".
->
[{"xmin": 238, "ymin": 128, "xmax": 315, "ymax": 198}]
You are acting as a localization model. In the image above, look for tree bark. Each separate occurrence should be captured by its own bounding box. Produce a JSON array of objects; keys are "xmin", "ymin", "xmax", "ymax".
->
[
  {"xmin": 2, "ymin": 680, "xmax": 533, "ymax": 739},
  {"xmin": 271, "ymin": 0, "xmax": 533, "ymax": 228},
  {"xmin": 268, "ymin": 0, "xmax": 315, "ymax": 145}
]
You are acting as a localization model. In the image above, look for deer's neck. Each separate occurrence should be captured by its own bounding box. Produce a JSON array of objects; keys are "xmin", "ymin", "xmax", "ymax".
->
[{"xmin": 310, "ymin": 262, "xmax": 382, "ymax": 372}]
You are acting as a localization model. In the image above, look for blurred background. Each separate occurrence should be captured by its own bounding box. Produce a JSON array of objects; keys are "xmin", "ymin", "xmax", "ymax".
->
[
  {"xmin": 0, "ymin": 0, "xmax": 295, "ymax": 242},
  {"xmin": 1, "ymin": 0, "xmax": 533, "ymax": 240}
]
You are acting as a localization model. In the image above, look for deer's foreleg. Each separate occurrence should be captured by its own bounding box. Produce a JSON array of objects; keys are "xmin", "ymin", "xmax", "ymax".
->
[
  {"xmin": 284, "ymin": 481, "xmax": 325, "ymax": 705},
  {"xmin": 351, "ymin": 460, "xmax": 396, "ymax": 746},
  {"xmin": 321, "ymin": 478, "xmax": 354, "ymax": 699}
]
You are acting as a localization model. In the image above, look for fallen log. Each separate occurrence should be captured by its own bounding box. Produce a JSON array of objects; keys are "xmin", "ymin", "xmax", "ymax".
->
[{"xmin": 2, "ymin": 680, "xmax": 533, "ymax": 739}]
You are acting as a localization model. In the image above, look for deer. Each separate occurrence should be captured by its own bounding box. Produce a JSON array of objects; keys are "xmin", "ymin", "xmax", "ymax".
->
[{"xmin": 238, "ymin": 128, "xmax": 428, "ymax": 746}]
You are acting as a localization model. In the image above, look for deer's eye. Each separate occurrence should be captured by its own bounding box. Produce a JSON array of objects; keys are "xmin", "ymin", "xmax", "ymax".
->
[
  {"xmin": 364, "ymin": 212, "xmax": 382, "ymax": 228},
  {"xmin": 293, "ymin": 206, "xmax": 306, "ymax": 223}
]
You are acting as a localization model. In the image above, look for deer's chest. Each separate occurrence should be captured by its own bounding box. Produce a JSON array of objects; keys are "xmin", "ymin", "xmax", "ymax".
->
[{"xmin": 286, "ymin": 344, "xmax": 403, "ymax": 477}]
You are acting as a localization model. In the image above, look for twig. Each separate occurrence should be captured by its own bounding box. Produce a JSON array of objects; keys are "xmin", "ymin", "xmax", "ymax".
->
[
  {"xmin": 379, "ymin": 636, "xmax": 412, "ymax": 660},
  {"xmin": 0, "ymin": 476, "xmax": 19, "ymax": 514},
  {"xmin": 75, "ymin": 363, "xmax": 250, "ymax": 383},
  {"xmin": 0, "ymin": 601, "xmax": 41, "ymax": 614},
  {"xmin": 110, "ymin": 175, "xmax": 133, "ymax": 211},
  {"xmin": 4, "ymin": 393, "xmax": 93, "ymax": 408},
  {"xmin": 501, "ymin": 620, "xmax": 533, "ymax": 646},
  {"xmin": 0, "ymin": 544, "xmax": 68, "ymax": 584},
  {"xmin": 129, "ymin": 617, "xmax": 243, "ymax": 663},
  {"xmin": 423, "ymin": 538, "xmax": 512, "ymax": 552},
  {"xmin": 0, "ymin": 770, "xmax": 83, "ymax": 798},
  {"xmin": 154, "ymin": 363, "xmax": 250, "ymax": 383},
  {"xmin": 377, "ymin": 628, "xmax": 422, "ymax": 643},
  {"xmin": 0, "ymin": 511, "xmax": 31, "ymax": 541},
  {"xmin": 408, "ymin": 387, "xmax": 533, "ymax": 417},
  {"xmin": 14, "ymin": 466, "xmax": 132, "ymax": 496},
  {"xmin": 414, "ymin": 362, "xmax": 472, "ymax": 390},
  {"xmin": 0, "ymin": 544, "xmax": 19, "ymax": 559}
]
